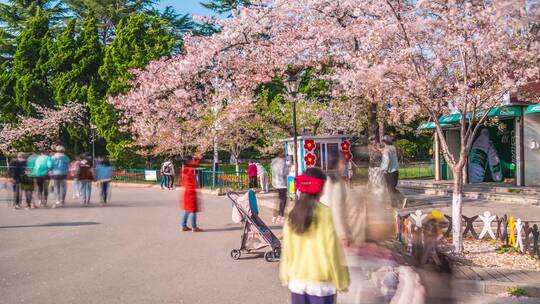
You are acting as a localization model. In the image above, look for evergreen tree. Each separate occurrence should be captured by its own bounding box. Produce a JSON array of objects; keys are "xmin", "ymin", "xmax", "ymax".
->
[
  {"xmin": 48, "ymin": 15, "xmax": 103, "ymax": 106},
  {"xmin": 47, "ymin": 16, "xmax": 104, "ymax": 155},
  {"xmin": 0, "ymin": 63, "xmax": 17, "ymax": 123},
  {"xmin": 148, "ymin": 6, "xmax": 194, "ymax": 53},
  {"xmin": 48, "ymin": 19, "xmax": 77, "ymax": 106},
  {"xmin": 91, "ymin": 14, "xmax": 173, "ymax": 159},
  {"xmin": 0, "ymin": 0, "xmax": 67, "ymax": 65},
  {"xmin": 12, "ymin": 10, "xmax": 52, "ymax": 116},
  {"xmin": 63, "ymin": 0, "xmax": 157, "ymax": 43},
  {"xmin": 201, "ymin": 0, "xmax": 251, "ymax": 15}
]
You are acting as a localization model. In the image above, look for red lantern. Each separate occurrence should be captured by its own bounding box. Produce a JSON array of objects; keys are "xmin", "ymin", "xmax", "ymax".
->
[
  {"xmin": 304, "ymin": 153, "xmax": 317, "ymax": 167},
  {"xmin": 304, "ymin": 139, "xmax": 316, "ymax": 151},
  {"xmin": 342, "ymin": 151, "xmax": 352, "ymax": 161},
  {"xmin": 341, "ymin": 140, "xmax": 351, "ymax": 152}
]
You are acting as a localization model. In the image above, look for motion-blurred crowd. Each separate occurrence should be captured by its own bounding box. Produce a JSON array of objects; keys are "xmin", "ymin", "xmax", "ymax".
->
[
  {"xmin": 6, "ymin": 146, "xmax": 113, "ymax": 209},
  {"xmin": 275, "ymin": 136, "xmax": 452, "ymax": 304}
]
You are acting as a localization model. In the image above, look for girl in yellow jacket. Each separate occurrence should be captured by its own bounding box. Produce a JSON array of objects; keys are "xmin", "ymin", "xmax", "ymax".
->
[{"xmin": 280, "ymin": 167, "xmax": 350, "ymax": 304}]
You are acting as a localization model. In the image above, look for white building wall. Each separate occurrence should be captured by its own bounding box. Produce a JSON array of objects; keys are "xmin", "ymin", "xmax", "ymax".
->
[{"xmin": 524, "ymin": 114, "xmax": 540, "ymax": 186}]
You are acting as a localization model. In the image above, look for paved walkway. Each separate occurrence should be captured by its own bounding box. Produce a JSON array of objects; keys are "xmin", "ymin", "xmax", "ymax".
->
[
  {"xmin": 256, "ymin": 190, "xmax": 540, "ymax": 300},
  {"xmin": 4, "ymin": 182, "xmax": 540, "ymax": 303},
  {"xmin": 0, "ymin": 185, "xmax": 288, "ymax": 304}
]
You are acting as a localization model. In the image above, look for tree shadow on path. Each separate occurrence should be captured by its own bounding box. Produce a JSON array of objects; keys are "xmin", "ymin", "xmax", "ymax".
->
[{"xmin": 0, "ymin": 222, "xmax": 100, "ymax": 229}]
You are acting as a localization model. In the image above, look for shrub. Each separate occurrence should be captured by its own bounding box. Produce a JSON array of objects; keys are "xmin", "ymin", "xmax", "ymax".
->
[{"xmin": 507, "ymin": 286, "xmax": 527, "ymax": 297}]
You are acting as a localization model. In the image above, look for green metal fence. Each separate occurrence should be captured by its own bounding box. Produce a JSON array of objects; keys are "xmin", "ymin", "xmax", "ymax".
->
[
  {"xmin": 352, "ymin": 161, "xmax": 434, "ymax": 182},
  {"xmin": 198, "ymin": 170, "xmax": 266, "ymax": 189},
  {"xmin": 1, "ymin": 161, "xmax": 434, "ymax": 189},
  {"xmin": 0, "ymin": 166, "xmax": 160, "ymax": 184}
]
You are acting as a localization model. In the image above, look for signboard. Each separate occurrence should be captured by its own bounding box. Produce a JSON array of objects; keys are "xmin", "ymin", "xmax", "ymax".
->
[{"xmin": 144, "ymin": 170, "xmax": 158, "ymax": 181}]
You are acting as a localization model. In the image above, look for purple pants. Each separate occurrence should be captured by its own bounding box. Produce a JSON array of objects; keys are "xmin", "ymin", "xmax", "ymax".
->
[{"xmin": 291, "ymin": 293, "xmax": 335, "ymax": 304}]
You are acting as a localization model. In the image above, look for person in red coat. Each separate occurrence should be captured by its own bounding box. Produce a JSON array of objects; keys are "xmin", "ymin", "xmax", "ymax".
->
[
  {"xmin": 246, "ymin": 160, "xmax": 258, "ymax": 189},
  {"xmin": 181, "ymin": 153, "xmax": 203, "ymax": 232}
]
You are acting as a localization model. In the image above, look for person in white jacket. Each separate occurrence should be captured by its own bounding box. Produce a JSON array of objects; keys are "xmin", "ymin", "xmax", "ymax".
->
[
  {"xmin": 271, "ymin": 154, "xmax": 289, "ymax": 223},
  {"xmin": 255, "ymin": 162, "xmax": 269, "ymax": 193},
  {"xmin": 320, "ymin": 155, "xmax": 350, "ymax": 246}
]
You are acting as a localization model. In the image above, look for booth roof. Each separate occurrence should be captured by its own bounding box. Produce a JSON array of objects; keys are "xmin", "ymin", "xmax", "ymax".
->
[
  {"xmin": 417, "ymin": 122, "xmax": 453, "ymax": 130},
  {"xmin": 281, "ymin": 134, "xmax": 351, "ymax": 142},
  {"xmin": 439, "ymin": 106, "xmax": 522, "ymax": 123},
  {"xmin": 418, "ymin": 106, "xmax": 523, "ymax": 131},
  {"xmin": 525, "ymin": 104, "xmax": 540, "ymax": 115}
]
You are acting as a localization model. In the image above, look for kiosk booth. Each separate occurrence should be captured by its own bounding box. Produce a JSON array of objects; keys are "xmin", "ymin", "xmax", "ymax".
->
[
  {"xmin": 282, "ymin": 135, "xmax": 352, "ymax": 194},
  {"xmin": 419, "ymin": 104, "xmax": 540, "ymax": 186}
]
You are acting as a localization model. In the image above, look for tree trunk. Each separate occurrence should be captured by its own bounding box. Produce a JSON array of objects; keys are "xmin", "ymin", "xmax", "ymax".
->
[
  {"xmin": 235, "ymin": 158, "xmax": 240, "ymax": 177},
  {"xmin": 378, "ymin": 120, "xmax": 385, "ymax": 143},
  {"xmin": 452, "ymin": 164, "xmax": 464, "ymax": 253},
  {"xmin": 367, "ymin": 102, "xmax": 379, "ymax": 141}
]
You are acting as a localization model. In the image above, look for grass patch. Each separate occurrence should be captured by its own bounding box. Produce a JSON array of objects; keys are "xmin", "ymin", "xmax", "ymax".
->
[
  {"xmin": 507, "ymin": 286, "xmax": 528, "ymax": 297},
  {"xmin": 507, "ymin": 188, "xmax": 523, "ymax": 194},
  {"xmin": 495, "ymin": 245, "xmax": 518, "ymax": 254}
]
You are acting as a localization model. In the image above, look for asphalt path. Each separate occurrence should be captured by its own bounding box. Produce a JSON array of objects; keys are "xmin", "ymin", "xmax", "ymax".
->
[{"xmin": 0, "ymin": 185, "xmax": 289, "ymax": 304}]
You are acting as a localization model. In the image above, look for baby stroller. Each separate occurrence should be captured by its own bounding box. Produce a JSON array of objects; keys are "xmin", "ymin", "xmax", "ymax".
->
[{"xmin": 227, "ymin": 192, "xmax": 281, "ymax": 262}]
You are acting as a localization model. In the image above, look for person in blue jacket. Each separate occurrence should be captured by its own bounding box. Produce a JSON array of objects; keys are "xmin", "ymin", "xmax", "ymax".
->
[
  {"xmin": 95, "ymin": 157, "xmax": 113, "ymax": 205},
  {"xmin": 51, "ymin": 145, "xmax": 70, "ymax": 208}
]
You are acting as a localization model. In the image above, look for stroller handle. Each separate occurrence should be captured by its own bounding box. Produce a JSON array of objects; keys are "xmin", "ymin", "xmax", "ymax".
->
[{"xmin": 227, "ymin": 191, "xmax": 240, "ymax": 201}]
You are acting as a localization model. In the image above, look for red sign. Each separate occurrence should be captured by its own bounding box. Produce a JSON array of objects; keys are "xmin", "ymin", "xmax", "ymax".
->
[
  {"xmin": 341, "ymin": 140, "xmax": 351, "ymax": 152},
  {"xmin": 304, "ymin": 139, "xmax": 316, "ymax": 151},
  {"xmin": 304, "ymin": 153, "xmax": 317, "ymax": 167}
]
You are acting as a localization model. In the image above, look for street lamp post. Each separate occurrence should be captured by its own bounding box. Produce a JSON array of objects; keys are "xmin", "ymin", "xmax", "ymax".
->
[
  {"xmin": 90, "ymin": 125, "xmax": 96, "ymax": 167},
  {"xmin": 285, "ymin": 72, "xmax": 301, "ymax": 177}
]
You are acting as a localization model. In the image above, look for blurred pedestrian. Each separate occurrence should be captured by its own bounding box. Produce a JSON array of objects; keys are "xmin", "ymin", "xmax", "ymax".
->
[
  {"xmin": 78, "ymin": 154, "xmax": 94, "ymax": 206},
  {"xmin": 180, "ymin": 153, "xmax": 203, "ymax": 232},
  {"xmin": 26, "ymin": 152, "xmax": 38, "ymax": 207},
  {"xmin": 33, "ymin": 150, "xmax": 52, "ymax": 207},
  {"xmin": 68, "ymin": 157, "xmax": 81, "ymax": 199},
  {"xmin": 380, "ymin": 135, "xmax": 400, "ymax": 207},
  {"xmin": 271, "ymin": 153, "xmax": 289, "ymax": 224},
  {"xmin": 255, "ymin": 162, "xmax": 268, "ymax": 193},
  {"xmin": 51, "ymin": 145, "xmax": 70, "ymax": 208},
  {"xmin": 280, "ymin": 167, "xmax": 349, "ymax": 304},
  {"xmin": 161, "ymin": 159, "xmax": 174, "ymax": 190},
  {"xmin": 247, "ymin": 160, "xmax": 257, "ymax": 189},
  {"xmin": 159, "ymin": 160, "xmax": 168, "ymax": 190},
  {"xmin": 95, "ymin": 157, "xmax": 113, "ymax": 206},
  {"xmin": 320, "ymin": 154, "xmax": 350, "ymax": 248},
  {"xmin": 368, "ymin": 136, "xmax": 384, "ymax": 192},
  {"xmin": 8, "ymin": 153, "xmax": 27, "ymax": 209}
]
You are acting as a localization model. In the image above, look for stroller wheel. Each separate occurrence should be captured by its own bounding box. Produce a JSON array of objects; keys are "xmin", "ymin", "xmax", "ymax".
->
[
  {"xmin": 264, "ymin": 251, "xmax": 275, "ymax": 262},
  {"xmin": 273, "ymin": 247, "xmax": 281, "ymax": 260},
  {"xmin": 230, "ymin": 249, "xmax": 241, "ymax": 260}
]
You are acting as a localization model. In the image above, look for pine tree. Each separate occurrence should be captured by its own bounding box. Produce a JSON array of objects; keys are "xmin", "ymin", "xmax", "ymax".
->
[
  {"xmin": 63, "ymin": 0, "xmax": 157, "ymax": 43},
  {"xmin": 0, "ymin": 0, "xmax": 68, "ymax": 65},
  {"xmin": 99, "ymin": 14, "xmax": 173, "ymax": 96},
  {"xmin": 91, "ymin": 14, "xmax": 173, "ymax": 159},
  {"xmin": 48, "ymin": 19, "xmax": 78, "ymax": 106},
  {"xmin": 12, "ymin": 10, "xmax": 52, "ymax": 116},
  {"xmin": 0, "ymin": 63, "xmax": 17, "ymax": 123},
  {"xmin": 201, "ymin": 0, "xmax": 251, "ymax": 15},
  {"xmin": 48, "ymin": 15, "xmax": 103, "ymax": 106}
]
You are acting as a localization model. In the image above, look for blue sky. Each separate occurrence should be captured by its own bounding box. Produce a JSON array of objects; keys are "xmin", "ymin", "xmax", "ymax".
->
[
  {"xmin": 0, "ymin": 0, "xmax": 216, "ymax": 17},
  {"xmin": 157, "ymin": 0, "xmax": 216, "ymax": 17}
]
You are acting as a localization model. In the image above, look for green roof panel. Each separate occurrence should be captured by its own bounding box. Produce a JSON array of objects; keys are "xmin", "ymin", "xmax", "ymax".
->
[{"xmin": 525, "ymin": 104, "xmax": 540, "ymax": 115}]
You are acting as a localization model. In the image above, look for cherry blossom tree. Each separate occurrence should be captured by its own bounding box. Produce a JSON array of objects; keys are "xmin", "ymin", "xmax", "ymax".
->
[
  {"xmin": 368, "ymin": 0, "xmax": 540, "ymax": 252},
  {"xmin": 110, "ymin": 0, "xmax": 539, "ymax": 253},
  {"xmin": 214, "ymin": 99, "xmax": 261, "ymax": 173},
  {"xmin": 0, "ymin": 103, "xmax": 85, "ymax": 153}
]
